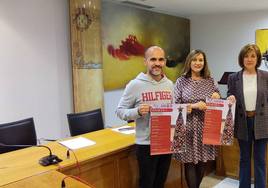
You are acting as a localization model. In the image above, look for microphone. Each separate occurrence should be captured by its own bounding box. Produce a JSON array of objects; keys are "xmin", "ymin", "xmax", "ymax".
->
[{"xmin": 0, "ymin": 142, "xmax": 62, "ymax": 166}]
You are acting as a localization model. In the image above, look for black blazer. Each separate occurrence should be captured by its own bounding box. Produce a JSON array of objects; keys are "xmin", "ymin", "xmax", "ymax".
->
[{"xmin": 227, "ymin": 69, "xmax": 268, "ymax": 140}]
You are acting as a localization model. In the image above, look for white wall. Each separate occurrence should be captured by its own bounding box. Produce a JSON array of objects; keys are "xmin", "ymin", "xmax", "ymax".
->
[
  {"xmin": 0, "ymin": 0, "xmax": 72, "ymax": 139},
  {"xmin": 190, "ymin": 10, "xmax": 268, "ymax": 97},
  {"xmin": 104, "ymin": 90, "xmax": 125, "ymax": 127}
]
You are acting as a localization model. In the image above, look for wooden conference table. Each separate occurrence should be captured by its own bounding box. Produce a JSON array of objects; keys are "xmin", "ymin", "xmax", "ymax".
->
[
  {"xmin": 0, "ymin": 123, "xmax": 183, "ymax": 188},
  {"xmin": 1, "ymin": 171, "xmax": 91, "ymax": 188}
]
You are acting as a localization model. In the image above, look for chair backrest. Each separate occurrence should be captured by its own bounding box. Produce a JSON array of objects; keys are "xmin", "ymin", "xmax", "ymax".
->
[
  {"xmin": 67, "ymin": 108, "xmax": 104, "ymax": 136},
  {"xmin": 0, "ymin": 117, "xmax": 37, "ymax": 154}
]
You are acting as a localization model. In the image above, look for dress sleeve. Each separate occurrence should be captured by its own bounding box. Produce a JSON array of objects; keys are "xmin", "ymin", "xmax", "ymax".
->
[{"xmin": 174, "ymin": 77, "xmax": 182, "ymax": 104}]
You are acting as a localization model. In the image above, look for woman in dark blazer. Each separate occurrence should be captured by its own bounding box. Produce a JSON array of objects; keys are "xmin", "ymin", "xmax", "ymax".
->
[{"xmin": 227, "ymin": 44, "xmax": 268, "ymax": 188}]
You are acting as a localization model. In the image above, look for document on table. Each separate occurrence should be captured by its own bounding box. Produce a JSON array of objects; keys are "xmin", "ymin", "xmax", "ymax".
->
[
  {"xmin": 111, "ymin": 125, "xmax": 135, "ymax": 134},
  {"xmin": 59, "ymin": 137, "xmax": 96, "ymax": 150}
]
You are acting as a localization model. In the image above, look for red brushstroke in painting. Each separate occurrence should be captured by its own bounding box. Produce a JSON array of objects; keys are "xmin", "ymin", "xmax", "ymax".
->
[{"xmin": 107, "ymin": 35, "xmax": 145, "ymax": 60}]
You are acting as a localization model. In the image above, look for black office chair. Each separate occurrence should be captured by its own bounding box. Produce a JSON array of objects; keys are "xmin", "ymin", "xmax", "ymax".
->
[
  {"xmin": 0, "ymin": 117, "xmax": 37, "ymax": 154},
  {"xmin": 67, "ymin": 108, "xmax": 104, "ymax": 136}
]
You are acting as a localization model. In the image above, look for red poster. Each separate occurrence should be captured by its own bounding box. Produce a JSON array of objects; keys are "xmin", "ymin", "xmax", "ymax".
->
[
  {"xmin": 203, "ymin": 98, "xmax": 236, "ymax": 145},
  {"xmin": 203, "ymin": 109, "xmax": 222, "ymax": 145},
  {"xmin": 150, "ymin": 104, "xmax": 187, "ymax": 155},
  {"xmin": 150, "ymin": 115, "xmax": 171, "ymax": 155}
]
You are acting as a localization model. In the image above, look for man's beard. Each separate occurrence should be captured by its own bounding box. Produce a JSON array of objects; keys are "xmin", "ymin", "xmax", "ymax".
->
[{"xmin": 149, "ymin": 67, "xmax": 162, "ymax": 76}]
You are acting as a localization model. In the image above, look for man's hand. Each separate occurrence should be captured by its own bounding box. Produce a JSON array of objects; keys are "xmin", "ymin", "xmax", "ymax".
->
[{"xmin": 138, "ymin": 103, "xmax": 151, "ymax": 116}]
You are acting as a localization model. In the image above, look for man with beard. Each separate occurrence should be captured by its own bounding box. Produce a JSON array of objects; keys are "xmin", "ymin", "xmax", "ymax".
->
[{"xmin": 116, "ymin": 46, "xmax": 173, "ymax": 188}]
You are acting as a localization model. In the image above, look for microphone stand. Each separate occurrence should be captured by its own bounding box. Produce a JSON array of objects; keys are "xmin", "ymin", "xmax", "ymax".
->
[{"xmin": 0, "ymin": 143, "xmax": 62, "ymax": 166}]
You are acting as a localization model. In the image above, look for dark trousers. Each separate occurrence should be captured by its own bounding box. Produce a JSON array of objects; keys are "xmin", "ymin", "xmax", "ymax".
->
[
  {"xmin": 238, "ymin": 117, "xmax": 267, "ymax": 188},
  {"xmin": 136, "ymin": 144, "xmax": 171, "ymax": 188}
]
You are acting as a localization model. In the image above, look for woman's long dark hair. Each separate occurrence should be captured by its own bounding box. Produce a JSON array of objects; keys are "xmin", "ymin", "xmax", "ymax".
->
[{"xmin": 182, "ymin": 49, "xmax": 211, "ymax": 78}]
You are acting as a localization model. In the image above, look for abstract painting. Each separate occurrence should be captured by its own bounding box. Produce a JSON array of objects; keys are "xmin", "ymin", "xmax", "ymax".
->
[
  {"xmin": 102, "ymin": 2, "xmax": 190, "ymax": 91},
  {"xmin": 256, "ymin": 29, "xmax": 268, "ymax": 70}
]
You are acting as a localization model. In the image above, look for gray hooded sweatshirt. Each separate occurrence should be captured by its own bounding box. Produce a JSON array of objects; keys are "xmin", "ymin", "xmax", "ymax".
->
[{"xmin": 116, "ymin": 72, "xmax": 173, "ymax": 145}]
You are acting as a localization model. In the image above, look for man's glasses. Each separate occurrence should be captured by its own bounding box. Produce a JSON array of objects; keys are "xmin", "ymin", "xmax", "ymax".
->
[{"xmin": 149, "ymin": 57, "xmax": 166, "ymax": 62}]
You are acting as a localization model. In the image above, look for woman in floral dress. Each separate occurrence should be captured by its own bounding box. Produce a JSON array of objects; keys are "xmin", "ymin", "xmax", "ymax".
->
[{"xmin": 172, "ymin": 49, "xmax": 221, "ymax": 188}]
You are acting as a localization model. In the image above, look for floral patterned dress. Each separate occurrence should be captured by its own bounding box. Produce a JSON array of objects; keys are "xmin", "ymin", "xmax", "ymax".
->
[{"xmin": 172, "ymin": 76, "xmax": 219, "ymax": 164}]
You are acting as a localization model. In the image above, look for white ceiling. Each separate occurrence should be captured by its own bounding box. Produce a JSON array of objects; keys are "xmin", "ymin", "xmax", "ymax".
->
[{"xmin": 104, "ymin": 0, "xmax": 268, "ymax": 17}]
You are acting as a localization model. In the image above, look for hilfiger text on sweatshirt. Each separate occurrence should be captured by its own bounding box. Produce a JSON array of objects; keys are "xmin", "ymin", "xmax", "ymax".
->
[{"xmin": 141, "ymin": 91, "xmax": 172, "ymax": 102}]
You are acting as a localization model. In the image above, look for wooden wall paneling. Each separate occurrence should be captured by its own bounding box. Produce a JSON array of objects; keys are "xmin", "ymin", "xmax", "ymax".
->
[
  {"xmin": 216, "ymin": 138, "xmax": 268, "ymax": 183},
  {"xmin": 61, "ymin": 147, "xmax": 139, "ymax": 188},
  {"xmin": 69, "ymin": 0, "xmax": 104, "ymax": 113},
  {"xmin": 165, "ymin": 159, "xmax": 183, "ymax": 188},
  {"xmin": 216, "ymin": 139, "xmax": 240, "ymax": 177},
  {"xmin": 62, "ymin": 152, "xmax": 119, "ymax": 188},
  {"xmin": 118, "ymin": 148, "xmax": 138, "ymax": 188}
]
